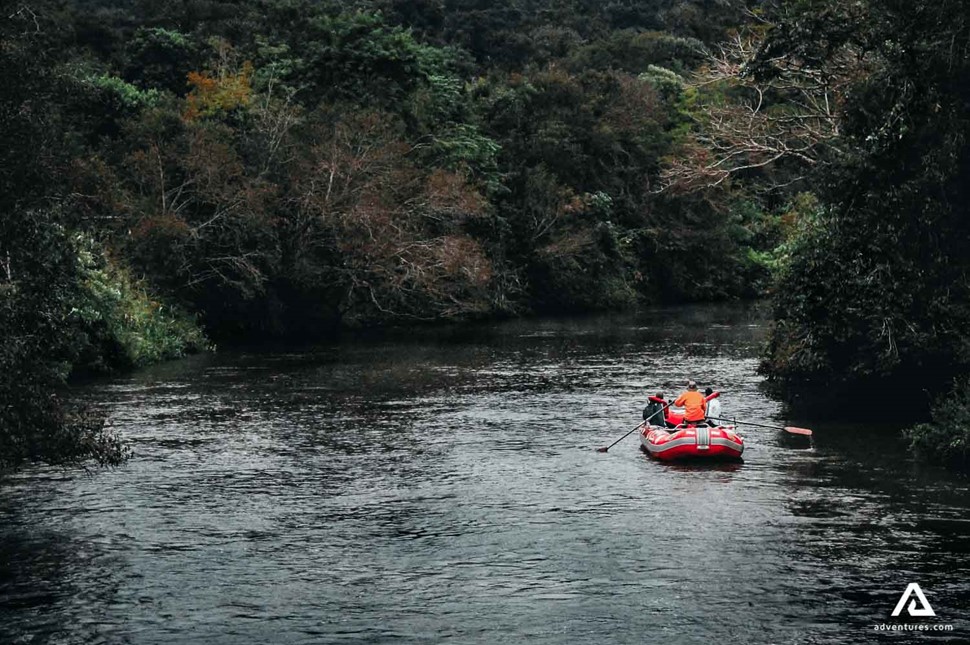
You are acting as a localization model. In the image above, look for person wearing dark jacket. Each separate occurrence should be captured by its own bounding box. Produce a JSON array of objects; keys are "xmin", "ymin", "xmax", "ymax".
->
[{"xmin": 643, "ymin": 393, "xmax": 667, "ymax": 426}]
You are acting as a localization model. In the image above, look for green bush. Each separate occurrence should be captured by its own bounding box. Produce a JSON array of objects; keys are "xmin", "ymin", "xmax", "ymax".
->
[
  {"xmin": 0, "ymin": 213, "xmax": 126, "ymax": 470},
  {"xmin": 904, "ymin": 378, "xmax": 970, "ymax": 469},
  {"xmin": 73, "ymin": 235, "xmax": 210, "ymax": 373},
  {"xmin": 88, "ymin": 73, "xmax": 161, "ymax": 110}
]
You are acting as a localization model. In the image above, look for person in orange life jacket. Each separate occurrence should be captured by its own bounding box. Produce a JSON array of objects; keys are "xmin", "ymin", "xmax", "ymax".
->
[
  {"xmin": 705, "ymin": 387, "xmax": 722, "ymax": 426},
  {"xmin": 674, "ymin": 380, "xmax": 706, "ymax": 426}
]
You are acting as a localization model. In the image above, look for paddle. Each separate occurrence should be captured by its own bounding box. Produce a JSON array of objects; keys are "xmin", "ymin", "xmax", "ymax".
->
[
  {"xmin": 708, "ymin": 417, "xmax": 813, "ymax": 436},
  {"xmin": 596, "ymin": 401, "xmax": 672, "ymax": 453}
]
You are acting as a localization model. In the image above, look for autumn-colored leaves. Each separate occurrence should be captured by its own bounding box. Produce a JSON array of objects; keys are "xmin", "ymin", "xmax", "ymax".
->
[
  {"xmin": 184, "ymin": 63, "xmax": 254, "ymax": 121},
  {"xmin": 119, "ymin": 41, "xmax": 498, "ymax": 326}
]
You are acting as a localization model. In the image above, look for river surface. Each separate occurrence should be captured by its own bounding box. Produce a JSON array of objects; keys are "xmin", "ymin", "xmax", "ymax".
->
[{"xmin": 2, "ymin": 303, "xmax": 968, "ymax": 644}]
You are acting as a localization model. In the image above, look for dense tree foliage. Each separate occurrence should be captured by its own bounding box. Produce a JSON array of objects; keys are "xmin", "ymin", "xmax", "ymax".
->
[
  {"xmin": 5, "ymin": 0, "xmax": 773, "ymax": 466},
  {"xmin": 674, "ymin": 0, "xmax": 970, "ymax": 468},
  {"xmin": 749, "ymin": 1, "xmax": 970, "ymax": 409},
  {"xmin": 12, "ymin": 0, "xmax": 969, "ymax": 467},
  {"xmin": 0, "ymin": 4, "xmax": 203, "ymax": 468},
  {"xmin": 1, "ymin": 6, "xmax": 119, "ymax": 468},
  {"xmin": 3, "ymin": 0, "xmax": 769, "ymax": 342}
]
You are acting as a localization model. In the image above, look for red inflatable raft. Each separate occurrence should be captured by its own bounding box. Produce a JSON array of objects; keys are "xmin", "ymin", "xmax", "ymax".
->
[{"xmin": 640, "ymin": 424, "xmax": 744, "ymax": 461}]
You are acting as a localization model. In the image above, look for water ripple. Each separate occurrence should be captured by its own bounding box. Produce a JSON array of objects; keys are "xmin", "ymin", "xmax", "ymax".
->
[{"xmin": 2, "ymin": 305, "xmax": 969, "ymax": 644}]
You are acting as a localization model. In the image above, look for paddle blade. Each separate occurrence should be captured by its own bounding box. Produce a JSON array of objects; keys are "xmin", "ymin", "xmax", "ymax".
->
[
  {"xmin": 784, "ymin": 426, "xmax": 813, "ymax": 436},
  {"xmin": 596, "ymin": 446, "xmax": 609, "ymax": 452}
]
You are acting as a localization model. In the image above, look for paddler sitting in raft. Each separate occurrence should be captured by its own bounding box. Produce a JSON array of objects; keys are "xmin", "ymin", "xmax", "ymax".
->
[
  {"xmin": 674, "ymin": 380, "xmax": 707, "ymax": 427},
  {"xmin": 704, "ymin": 387, "xmax": 722, "ymax": 426},
  {"xmin": 642, "ymin": 393, "xmax": 671, "ymax": 427},
  {"xmin": 643, "ymin": 380, "xmax": 716, "ymax": 428}
]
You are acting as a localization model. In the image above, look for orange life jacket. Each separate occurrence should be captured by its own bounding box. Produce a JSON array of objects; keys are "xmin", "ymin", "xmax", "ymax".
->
[{"xmin": 674, "ymin": 390, "xmax": 707, "ymax": 422}]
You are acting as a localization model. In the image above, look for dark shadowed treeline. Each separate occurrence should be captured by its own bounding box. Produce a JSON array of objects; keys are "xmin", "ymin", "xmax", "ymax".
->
[
  {"xmin": 2, "ymin": 0, "xmax": 787, "ymax": 466},
  {"xmin": 4, "ymin": 0, "xmax": 968, "ymax": 468},
  {"xmin": 2, "ymin": 0, "xmax": 784, "ymax": 336},
  {"xmin": 758, "ymin": 2, "xmax": 970, "ymax": 392},
  {"xmin": 737, "ymin": 0, "xmax": 970, "ymax": 466}
]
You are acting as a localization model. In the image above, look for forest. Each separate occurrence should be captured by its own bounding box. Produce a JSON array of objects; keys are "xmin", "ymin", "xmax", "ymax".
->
[{"xmin": 2, "ymin": 0, "xmax": 969, "ymax": 469}]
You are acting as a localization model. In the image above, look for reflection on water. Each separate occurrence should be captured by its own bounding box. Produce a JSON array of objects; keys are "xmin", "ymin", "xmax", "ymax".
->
[{"xmin": 1, "ymin": 303, "xmax": 968, "ymax": 644}]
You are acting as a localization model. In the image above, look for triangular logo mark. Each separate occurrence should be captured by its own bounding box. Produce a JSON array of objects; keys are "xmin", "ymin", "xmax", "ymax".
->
[{"xmin": 891, "ymin": 583, "xmax": 936, "ymax": 617}]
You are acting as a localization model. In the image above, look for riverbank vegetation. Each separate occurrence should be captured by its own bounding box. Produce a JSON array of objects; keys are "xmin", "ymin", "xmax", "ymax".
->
[
  {"xmin": 2, "ymin": 0, "xmax": 968, "ymax": 468},
  {"xmin": 738, "ymin": 1, "xmax": 970, "ymax": 467},
  {"xmin": 904, "ymin": 378, "xmax": 970, "ymax": 470},
  {"xmin": 1, "ymin": 0, "xmax": 779, "ymax": 465}
]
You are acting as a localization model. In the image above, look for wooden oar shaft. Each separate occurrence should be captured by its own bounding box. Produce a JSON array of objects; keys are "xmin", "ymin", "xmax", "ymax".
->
[
  {"xmin": 599, "ymin": 421, "xmax": 645, "ymax": 453},
  {"xmin": 598, "ymin": 402, "xmax": 671, "ymax": 452},
  {"xmin": 709, "ymin": 416, "xmax": 812, "ymax": 435}
]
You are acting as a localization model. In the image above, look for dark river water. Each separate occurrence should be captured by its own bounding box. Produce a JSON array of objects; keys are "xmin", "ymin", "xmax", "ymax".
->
[{"xmin": 2, "ymin": 303, "xmax": 968, "ymax": 644}]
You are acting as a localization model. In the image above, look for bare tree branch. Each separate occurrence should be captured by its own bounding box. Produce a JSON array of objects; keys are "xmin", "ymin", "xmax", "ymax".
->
[{"xmin": 659, "ymin": 28, "xmax": 867, "ymax": 194}]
